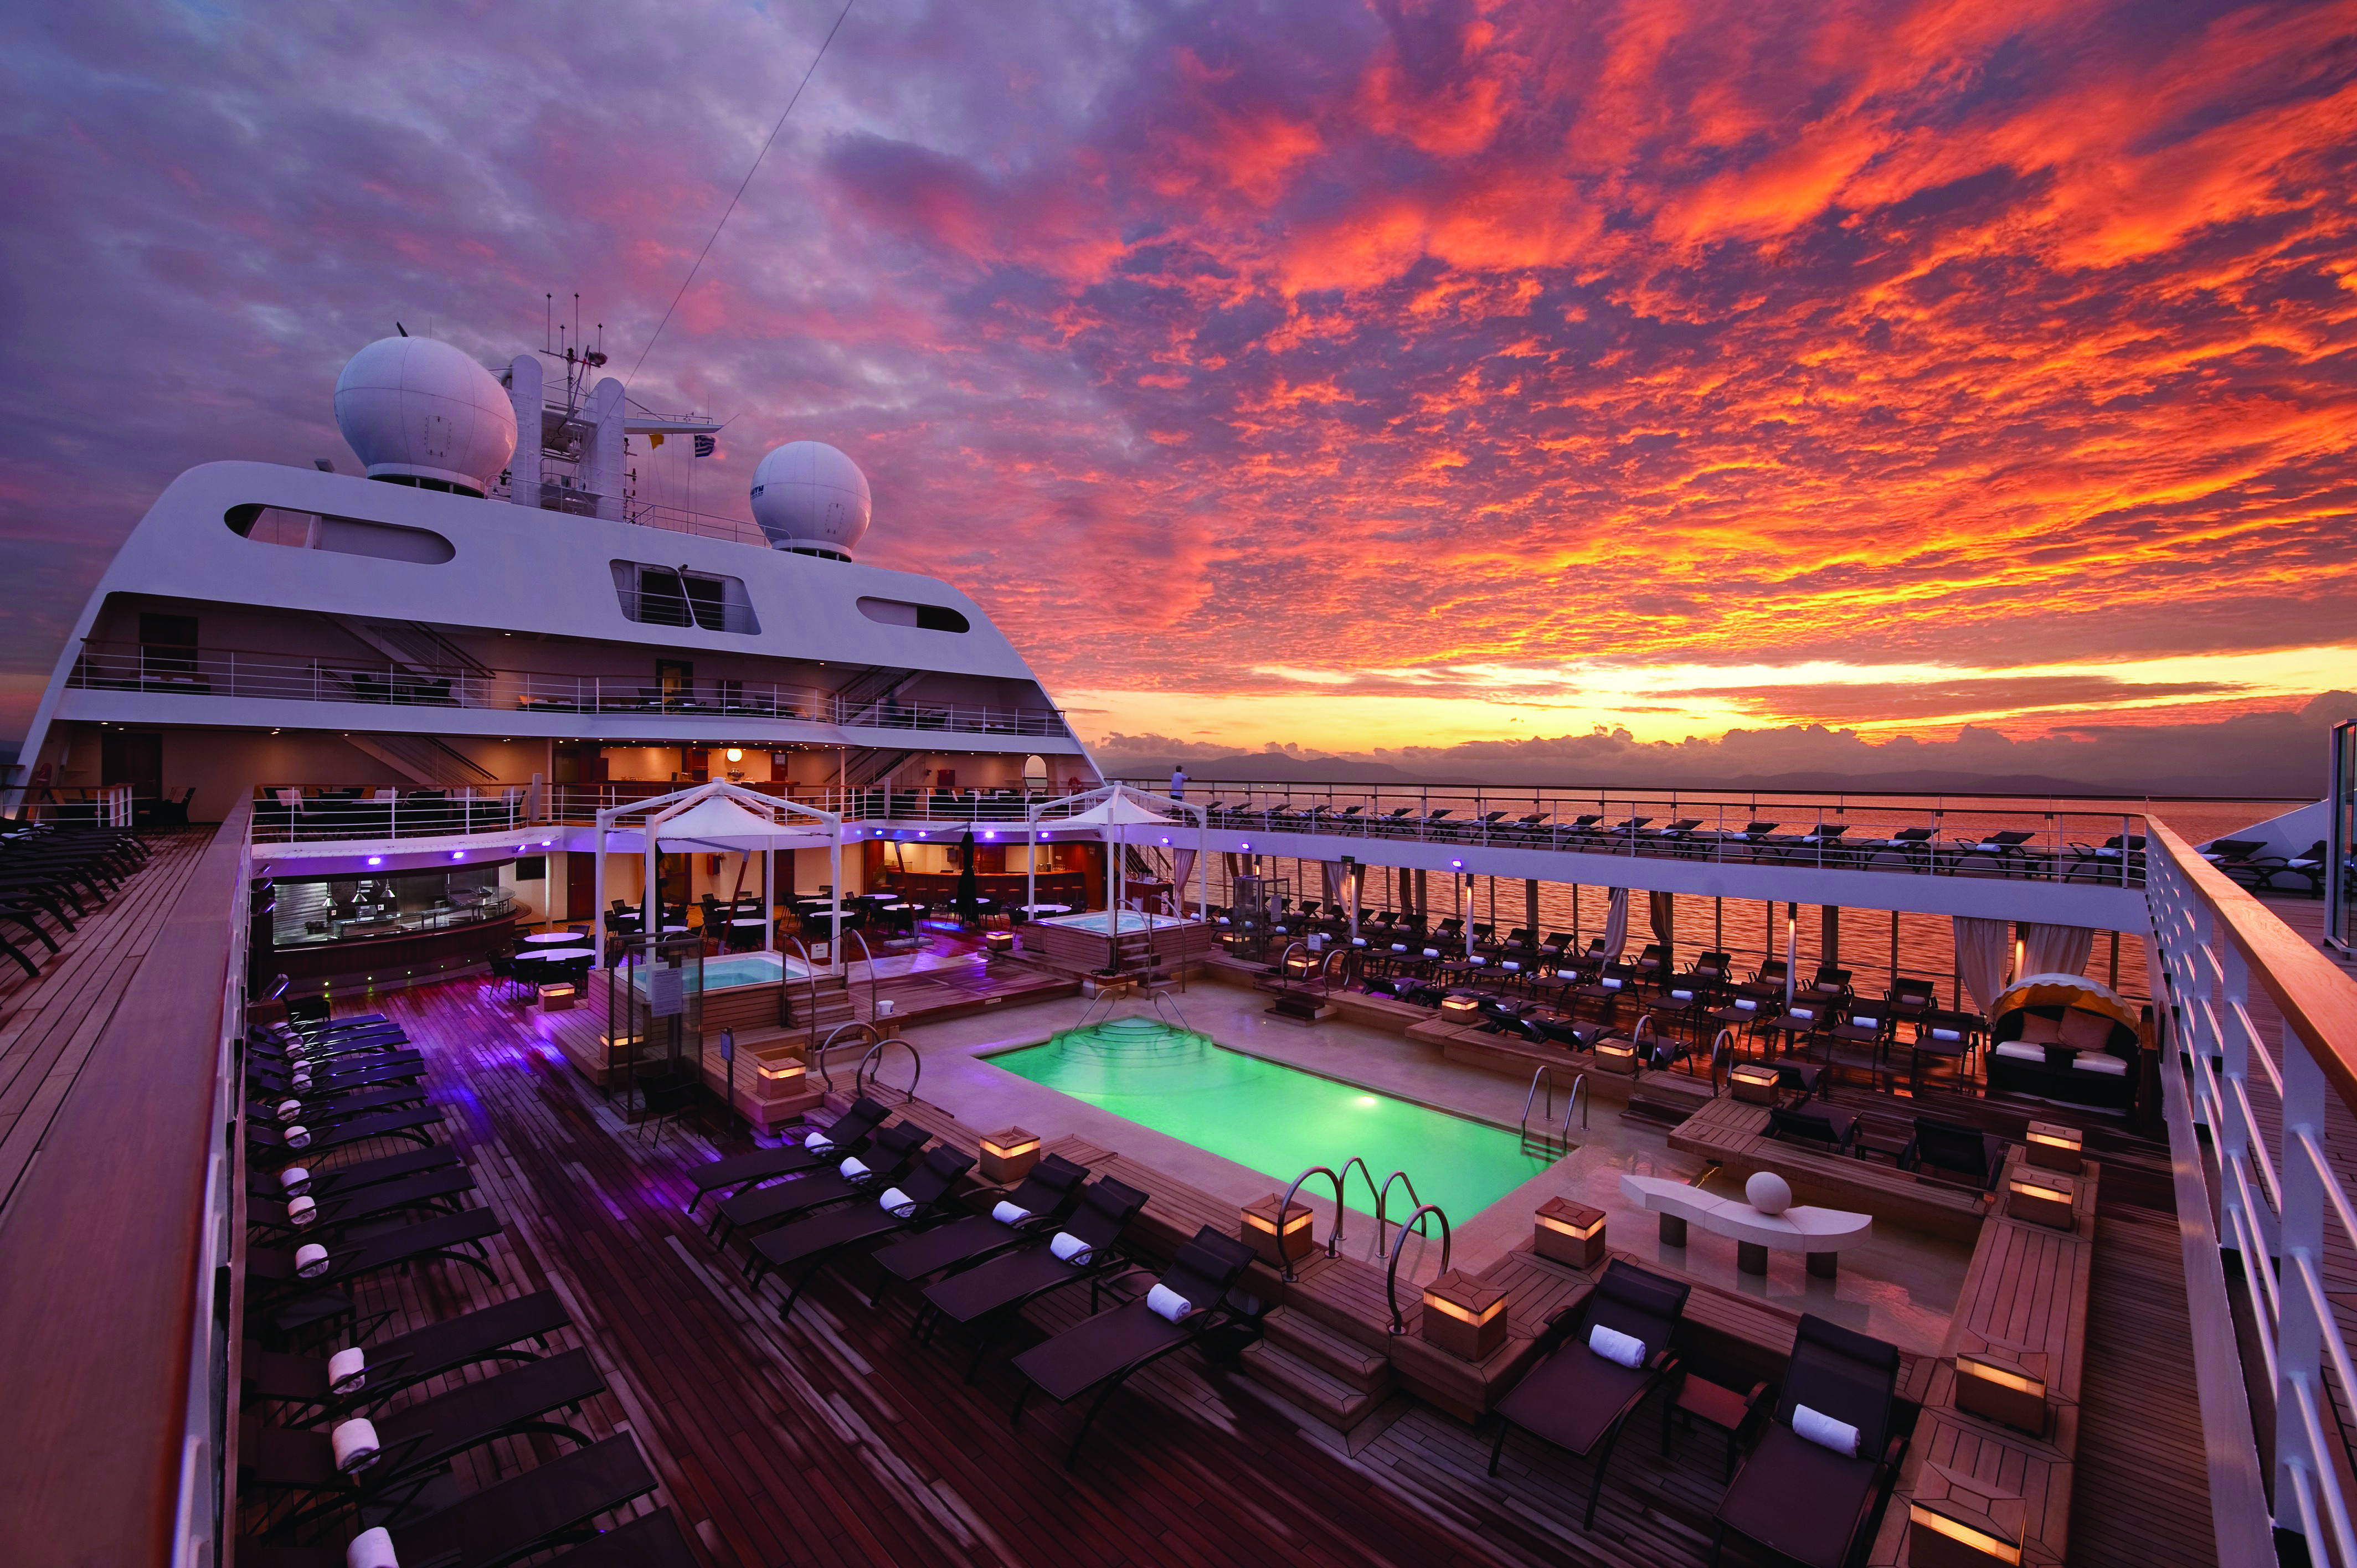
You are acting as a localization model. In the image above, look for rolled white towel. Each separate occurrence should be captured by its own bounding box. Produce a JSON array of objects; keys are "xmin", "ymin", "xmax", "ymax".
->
[
  {"xmin": 331, "ymin": 1416, "xmax": 380, "ymax": 1472},
  {"xmin": 990, "ymin": 1201, "xmax": 1030, "ymax": 1226},
  {"xmin": 1793, "ymin": 1402, "xmax": 1859, "ymax": 1456},
  {"xmin": 292, "ymin": 1069, "xmax": 313, "ymax": 1090},
  {"xmin": 284, "ymin": 1125, "xmax": 313, "ymax": 1150},
  {"xmin": 1734, "ymin": 998, "xmax": 1757, "ymax": 1012},
  {"xmin": 1851, "ymin": 1014, "xmax": 1879, "ymax": 1029},
  {"xmin": 1145, "ymin": 1283, "xmax": 1194, "ymax": 1323},
  {"xmin": 837, "ymin": 1157, "xmax": 870, "ymax": 1180},
  {"xmin": 296, "ymin": 1242, "xmax": 332, "ymax": 1278},
  {"xmin": 1602, "ymin": 977, "xmax": 1622, "ymax": 990},
  {"xmin": 280, "ymin": 1166, "xmax": 312, "ymax": 1197},
  {"xmin": 801, "ymin": 1131, "xmax": 835, "ymax": 1153},
  {"xmin": 1588, "ymin": 1322, "xmax": 1646, "ymax": 1368},
  {"xmin": 277, "ymin": 1098, "xmax": 303, "ymax": 1121},
  {"xmin": 286, "ymin": 1041, "xmax": 310, "ymax": 1059},
  {"xmin": 346, "ymin": 1525, "xmax": 399, "ymax": 1568},
  {"xmin": 1929, "ymin": 1027, "xmax": 1961, "ymax": 1042},
  {"xmin": 1670, "ymin": 988, "xmax": 1692, "ymax": 1000},
  {"xmin": 328, "ymin": 1346, "xmax": 368, "ymax": 1394},
  {"xmin": 877, "ymin": 1187, "xmax": 918, "ymax": 1218},
  {"xmin": 1422, "ymin": 947, "xmax": 1440, "ymax": 958},
  {"xmin": 1049, "ymin": 1231, "xmax": 1093, "ymax": 1265},
  {"xmin": 288, "ymin": 1195, "xmax": 318, "ymax": 1228}
]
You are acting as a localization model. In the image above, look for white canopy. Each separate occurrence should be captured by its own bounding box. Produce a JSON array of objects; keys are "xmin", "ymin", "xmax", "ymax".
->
[
  {"xmin": 1027, "ymin": 781, "xmax": 1206, "ymax": 928},
  {"xmin": 646, "ymin": 793, "xmax": 836, "ymax": 852},
  {"xmin": 592, "ymin": 780, "xmax": 845, "ymax": 967},
  {"xmin": 1047, "ymin": 791, "xmax": 1182, "ymax": 828}
]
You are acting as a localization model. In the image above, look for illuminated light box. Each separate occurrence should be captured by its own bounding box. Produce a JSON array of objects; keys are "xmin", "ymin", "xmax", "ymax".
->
[
  {"xmin": 1533, "ymin": 1196, "xmax": 1607, "ymax": 1269},
  {"xmin": 1907, "ymin": 1492, "xmax": 2024, "ymax": 1568},
  {"xmin": 538, "ymin": 982, "xmax": 575, "ymax": 1012},
  {"xmin": 2024, "ymin": 1121, "xmax": 2083, "ymax": 1175},
  {"xmin": 1593, "ymin": 1037, "xmax": 1639, "ymax": 1075},
  {"xmin": 1953, "ymin": 1350, "xmax": 2047, "ymax": 1435},
  {"xmin": 982, "ymin": 931, "xmax": 1015, "ymax": 957},
  {"xmin": 1420, "ymin": 1268, "xmax": 1509, "ymax": 1361},
  {"xmin": 2006, "ymin": 1170, "xmax": 2075, "ymax": 1231},
  {"xmin": 1439, "ymin": 993, "xmax": 1480, "ymax": 1017},
  {"xmin": 1241, "ymin": 1192, "xmax": 1315, "ymax": 1269},
  {"xmin": 1730, "ymin": 1062, "xmax": 1780, "ymax": 1104},
  {"xmin": 979, "ymin": 1127, "xmax": 1043, "ymax": 1185},
  {"xmin": 752, "ymin": 1048, "xmax": 806, "ymax": 1085}
]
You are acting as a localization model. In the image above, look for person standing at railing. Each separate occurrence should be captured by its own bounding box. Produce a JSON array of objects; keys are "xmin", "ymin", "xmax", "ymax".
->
[{"xmin": 1170, "ymin": 765, "xmax": 1186, "ymax": 801}]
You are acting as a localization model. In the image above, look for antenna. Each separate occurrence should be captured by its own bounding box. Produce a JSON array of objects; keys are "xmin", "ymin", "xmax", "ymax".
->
[
  {"xmin": 544, "ymin": 292, "xmax": 553, "ymax": 354},
  {"xmin": 395, "ymin": 321, "xmax": 409, "ymax": 337}
]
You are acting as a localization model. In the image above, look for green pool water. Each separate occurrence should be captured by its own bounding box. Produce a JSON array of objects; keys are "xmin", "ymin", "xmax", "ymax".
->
[{"xmin": 985, "ymin": 1018, "xmax": 1548, "ymax": 1223}]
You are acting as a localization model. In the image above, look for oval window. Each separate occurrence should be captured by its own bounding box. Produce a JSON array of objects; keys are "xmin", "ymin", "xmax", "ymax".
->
[{"xmin": 855, "ymin": 596, "xmax": 970, "ymax": 633}]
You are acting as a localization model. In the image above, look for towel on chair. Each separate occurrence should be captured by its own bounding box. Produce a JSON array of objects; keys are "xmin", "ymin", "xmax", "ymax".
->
[
  {"xmin": 331, "ymin": 1417, "xmax": 380, "ymax": 1472},
  {"xmin": 288, "ymin": 1195, "xmax": 318, "ymax": 1228},
  {"xmin": 801, "ymin": 1131, "xmax": 835, "ymax": 1153},
  {"xmin": 277, "ymin": 1098, "xmax": 303, "ymax": 1121},
  {"xmin": 991, "ymin": 1201, "xmax": 1030, "ymax": 1225},
  {"xmin": 280, "ymin": 1166, "xmax": 312, "ymax": 1197},
  {"xmin": 328, "ymin": 1346, "xmax": 368, "ymax": 1394},
  {"xmin": 1588, "ymin": 1322, "xmax": 1646, "ymax": 1368},
  {"xmin": 837, "ymin": 1157, "xmax": 870, "ymax": 1180},
  {"xmin": 1793, "ymin": 1403, "xmax": 1860, "ymax": 1456},
  {"xmin": 346, "ymin": 1526, "xmax": 399, "ymax": 1568},
  {"xmin": 296, "ymin": 1242, "xmax": 332, "ymax": 1277},
  {"xmin": 1050, "ymin": 1231, "xmax": 1094, "ymax": 1265},
  {"xmin": 1146, "ymin": 1283, "xmax": 1195, "ymax": 1323},
  {"xmin": 878, "ymin": 1187, "xmax": 918, "ymax": 1218},
  {"xmin": 284, "ymin": 1125, "xmax": 313, "ymax": 1150}
]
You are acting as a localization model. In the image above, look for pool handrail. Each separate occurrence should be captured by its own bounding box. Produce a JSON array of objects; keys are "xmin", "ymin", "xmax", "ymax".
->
[
  {"xmin": 812, "ymin": 1020, "xmax": 884, "ymax": 1092},
  {"xmin": 853, "ymin": 1034, "xmax": 922, "ymax": 1104},
  {"xmin": 845, "ymin": 925, "xmax": 881, "ymax": 1023},
  {"xmin": 1377, "ymin": 1169, "xmax": 1427, "ymax": 1244},
  {"xmin": 1336, "ymin": 1156, "xmax": 1381, "ymax": 1229},
  {"xmin": 1520, "ymin": 1065, "xmax": 1572, "ymax": 1157},
  {"xmin": 1275, "ymin": 1164, "xmax": 1347, "ymax": 1282},
  {"xmin": 1384, "ymin": 1203, "xmax": 1454, "ymax": 1334},
  {"xmin": 1706, "ymin": 1026, "xmax": 1740, "ymax": 1096},
  {"xmin": 1563, "ymin": 1073, "xmax": 1589, "ymax": 1141},
  {"xmin": 1632, "ymin": 1013, "xmax": 1657, "ymax": 1066}
]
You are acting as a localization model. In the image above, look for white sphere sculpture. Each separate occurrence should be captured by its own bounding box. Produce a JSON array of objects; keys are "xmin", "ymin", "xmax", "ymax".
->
[
  {"xmin": 750, "ymin": 441, "xmax": 871, "ymax": 559},
  {"xmin": 1746, "ymin": 1171, "xmax": 1793, "ymax": 1216},
  {"xmin": 333, "ymin": 336, "xmax": 517, "ymax": 496}
]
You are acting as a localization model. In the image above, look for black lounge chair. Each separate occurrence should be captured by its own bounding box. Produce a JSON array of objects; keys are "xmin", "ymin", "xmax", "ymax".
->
[
  {"xmin": 1010, "ymin": 1226, "xmax": 1266, "ymax": 1466},
  {"xmin": 249, "ymin": 1107, "xmax": 442, "ymax": 1164},
  {"xmin": 712, "ymin": 1119, "xmax": 932, "ymax": 1245},
  {"xmin": 250, "ymin": 1166, "xmax": 475, "ymax": 1240},
  {"xmin": 249, "ymin": 1052, "xmax": 426, "ymax": 1097},
  {"xmin": 248, "ymin": 1146, "xmax": 459, "ymax": 1205},
  {"xmin": 237, "ymin": 1432, "xmax": 660, "ymax": 1568},
  {"xmin": 1489, "ymin": 1260, "xmax": 1691, "ymax": 1527},
  {"xmin": 1713, "ymin": 1315, "xmax": 1912, "ymax": 1568},
  {"xmin": 873, "ymin": 1151, "xmax": 1093, "ymax": 1288},
  {"xmin": 249, "ymin": 1083, "xmax": 429, "ymax": 1131},
  {"xmin": 2254, "ymin": 838, "xmax": 2331, "ymax": 895},
  {"xmin": 681, "ymin": 1095, "xmax": 892, "ymax": 1214},
  {"xmin": 249, "ymin": 1208, "xmax": 503, "ymax": 1304},
  {"xmin": 918, "ymin": 1176, "xmax": 1151, "ymax": 1381},
  {"xmin": 1900, "ymin": 1116, "xmax": 2005, "ymax": 1190},
  {"xmin": 2199, "ymin": 837, "xmax": 2272, "ymax": 886},
  {"xmin": 754, "ymin": 1144, "xmax": 979, "ymax": 1316},
  {"xmin": 1766, "ymin": 1102, "xmax": 1861, "ymax": 1157},
  {"xmin": 241, "ymin": 1348, "xmax": 604, "ymax": 1515},
  {"xmin": 245, "ymin": 1291, "xmax": 572, "ymax": 1421}
]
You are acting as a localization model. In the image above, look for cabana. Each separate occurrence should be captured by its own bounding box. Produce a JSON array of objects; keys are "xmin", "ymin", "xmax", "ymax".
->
[
  {"xmin": 1025, "ymin": 781, "xmax": 1207, "ymax": 920},
  {"xmin": 592, "ymin": 782, "xmax": 845, "ymax": 968},
  {"xmin": 1021, "ymin": 783, "xmax": 1212, "ymax": 977},
  {"xmin": 1984, "ymin": 971, "xmax": 2147, "ymax": 1111}
]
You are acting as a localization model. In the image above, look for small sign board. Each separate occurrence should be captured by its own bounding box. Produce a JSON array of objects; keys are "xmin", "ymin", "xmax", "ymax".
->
[{"xmin": 649, "ymin": 964, "xmax": 687, "ymax": 1018}]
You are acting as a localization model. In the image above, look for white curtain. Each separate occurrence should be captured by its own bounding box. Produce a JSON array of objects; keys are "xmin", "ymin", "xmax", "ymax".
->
[
  {"xmin": 1953, "ymin": 916, "xmax": 2011, "ymax": 1015},
  {"xmin": 1170, "ymin": 849, "xmax": 1196, "ymax": 911},
  {"xmin": 1322, "ymin": 861, "xmax": 1346, "ymax": 905},
  {"xmin": 2019, "ymin": 921, "xmax": 2094, "ymax": 978},
  {"xmin": 1601, "ymin": 888, "xmax": 1630, "ymax": 959}
]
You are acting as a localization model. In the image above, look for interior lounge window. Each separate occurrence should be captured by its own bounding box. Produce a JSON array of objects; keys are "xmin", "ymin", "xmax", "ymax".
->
[
  {"xmin": 611, "ymin": 561, "xmax": 760, "ymax": 634},
  {"xmin": 855, "ymin": 595, "xmax": 970, "ymax": 634},
  {"xmin": 224, "ymin": 504, "xmax": 455, "ymax": 564}
]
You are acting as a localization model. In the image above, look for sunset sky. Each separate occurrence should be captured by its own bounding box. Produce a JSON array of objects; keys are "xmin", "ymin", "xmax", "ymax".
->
[{"xmin": 4, "ymin": 0, "xmax": 2353, "ymax": 784}]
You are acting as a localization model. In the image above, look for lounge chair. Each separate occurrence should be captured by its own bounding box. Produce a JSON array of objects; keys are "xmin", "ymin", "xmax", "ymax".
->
[
  {"xmin": 250, "ymin": 1166, "xmax": 475, "ymax": 1241},
  {"xmin": 248, "ymin": 1083, "xmax": 430, "ymax": 1132},
  {"xmin": 2199, "ymin": 837, "xmax": 2272, "ymax": 887},
  {"xmin": 249, "ymin": 1106, "xmax": 442, "ymax": 1165},
  {"xmin": 1713, "ymin": 1316, "xmax": 1913, "ymax": 1568},
  {"xmin": 872, "ymin": 1152, "xmax": 1093, "ymax": 1289},
  {"xmin": 1766, "ymin": 1103, "xmax": 1861, "ymax": 1158},
  {"xmin": 243, "ymin": 1291, "xmax": 570, "ymax": 1422},
  {"xmin": 1010, "ymin": 1226, "xmax": 1267, "ymax": 1467},
  {"xmin": 249, "ymin": 1053, "xmax": 426, "ymax": 1097},
  {"xmin": 753, "ymin": 1144, "xmax": 980, "ymax": 1314},
  {"xmin": 240, "ymin": 1348, "xmax": 604, "ymax": 1515},
  {"xmin": 1489, "ymin": 1260, "xmax": 1691, "ymax": 1527},
  {"xmin": 1899, "ymin": 1117, "xmax": 2006, "ymax": 1190},
  {"xmin": 236, "ymin": 1433, "xmax": 661, "ymax": 1568},
  {"xmin": 247, "ymin": 1146, "xmax": 459, "ymax": 1205},
  {"xmin": 711, "ymin": 1119, "xmax": 933, "ymax": 1245},
  {"xmin": 680, "ymin": 1095, "xmax": 892, "ymax": 1214},
  {"xmin": 917, "ymin": 1176, "xmax": 1151, "ymax": 1380},
  {"xmin": 2255, "ymin": 839, "xmax": 2331, "ymax": 895},
  {"xmin": 248, "ymin": 1208, "xmax": 503, "ymax": 1303}
]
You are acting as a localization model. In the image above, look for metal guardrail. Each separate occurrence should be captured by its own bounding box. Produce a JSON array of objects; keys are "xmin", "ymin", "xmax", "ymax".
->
[
  {"xmin": 2148, "ymin": 816, "xmax": 2357, "ymax": 1566},
  {"xmin": 1383, "ymin": 1204, "xmax": 1453, "ymax": 1335}
]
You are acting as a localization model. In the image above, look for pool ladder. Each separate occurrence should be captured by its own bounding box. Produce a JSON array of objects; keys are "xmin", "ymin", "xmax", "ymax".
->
[
  {"xmin": 1269, "ymin": 1157, "xmax": 1432, "ymax": 1283},
  {"xmin": 1518, "ymin": 1065, "xmax": 1587, "ymax": 1159}
]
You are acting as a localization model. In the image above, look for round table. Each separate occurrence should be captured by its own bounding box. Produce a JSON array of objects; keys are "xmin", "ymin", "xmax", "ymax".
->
[
  {"xmin": 521, "ymin": 931, "xmax": 585, "ymax": 946},
  {"xmin": 516, "ymin": 948, "xmax": 594, "ymax": 966},
  {"xmin": 1018, "ymin": 903, "xmax": 1072, "ymax": 917}
]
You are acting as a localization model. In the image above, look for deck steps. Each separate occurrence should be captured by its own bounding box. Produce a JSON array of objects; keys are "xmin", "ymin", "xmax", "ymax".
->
[
  {"xmin": 1237, "ymin": 1307, "xmax": 1395, "ymax": 1431},
  {"xmin": 783, "ymin": 972, "xmax": 857, "ymax": 1030}
]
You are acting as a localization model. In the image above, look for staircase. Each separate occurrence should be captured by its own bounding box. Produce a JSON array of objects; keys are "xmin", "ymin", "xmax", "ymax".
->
[
  {"xmin": 845, "ymin": 749, "xmax": 919, "ymax": 790},
  {"xmin": 329, "ymin": 614, "xmax": 491, "ymax": 676},
  {"xmin": 1237, "ymin": 1306, "xmax": 1396, "ymax": 1431},
  {"xmin": 831, "ymin": 666, "xmax": 923, "ymax": 727},
  {"xmin": 344, "ymin": 733, "xmax": 497, "ymax": 786},
  {"xmin": 784, "ymin": 971, "xmax": 858, "ymax": 1031}
]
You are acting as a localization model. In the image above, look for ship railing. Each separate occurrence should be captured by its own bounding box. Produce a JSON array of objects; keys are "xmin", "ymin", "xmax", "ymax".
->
[
  {"xmin": 1109, "ymin": 775, "xmax": 2153, "ymax": 887},
  {"xmin": 250, "ymin": 785, "xmax": 534, "ymax": 844},
  {"xmin": 65, "ymin": 639, "xmax": 1071, "ymax": 740},
  {"xmin": 2147, "ymin": 817, "xmax": 2357, "ymax": 1566}
]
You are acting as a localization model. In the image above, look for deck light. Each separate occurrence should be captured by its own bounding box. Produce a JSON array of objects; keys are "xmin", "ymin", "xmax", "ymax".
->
[
  {"xmin": 1594, "ymin": 1037, "xmax": 1639, "ymax": 1075},
  {"xmin": 1241, "ymin": 1193, "xmax": 1315, "ymax": 1268},
  {"xmin": 2006, "ymin": 1169, "xmax": 2075, "ymax": 1230},
  {"xmin": 1450, "ymin": 858, "xmax": 1463, "ymax": 869},
  {"xmin": 1533, "ymin": 1197, "xmax": 1607, "ymax": 1268},
  {"xmin": 366, "ymin": 857, "xmax": 383, "ymax": 866},
  {"xmin": 2024, "ymin": 1122, "xmax": 2083, "ymax": 1174},
  {"xmin": 538, "ymin": 983, "xmax": 575, "ymax": 1012},
  {"xmin": 1730, "ymin": 1061, "xmax": 1780, "ymax": 1103},
  {"xmin": 451, "ymin": 850, "xmax": 465, "ymax": 860},
  {"xmin": 1906, "ymin": 1490, "xmax": 2024, "ymax": 1567},
  {"xmin": 1241, "ymin": 840, "xmax": 1250, "ymax": 849},
  {"xmin": 978, "ymin": 1127, "xmax": 1043, "ymax": 1184},
  {"xmin": 1953, "ymin": 1350, "xmax": 2047, "ymax": 1434},
  {"xmin": 753, "ymin": 1049, "xmax": 807, "ymax": 1084},
  {"xmin": 541, "ymin": 839, "xmax": 553, "ymax": 847},
  {"xmin": 1419, "ymin": 1269, "xmax": 1509, "ymax": 1361}
]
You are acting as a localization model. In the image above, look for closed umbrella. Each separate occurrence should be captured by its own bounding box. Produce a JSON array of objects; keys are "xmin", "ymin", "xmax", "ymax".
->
[{"xmin": 955, "ymin": 829, "xmax": 980, "ymax": 927}]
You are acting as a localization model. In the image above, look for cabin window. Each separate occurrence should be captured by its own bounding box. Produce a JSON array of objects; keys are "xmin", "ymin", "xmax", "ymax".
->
[
  {"xmin": 225, "ymin": 504, "xmax": 456, "ymax": 564},
  {"xmin": 610, "ymin": 561, "xmax": 760, "ymax": 633},
  {"xmin": 856, "ymin": 595, "xmax": 970, "ymax": 633}
]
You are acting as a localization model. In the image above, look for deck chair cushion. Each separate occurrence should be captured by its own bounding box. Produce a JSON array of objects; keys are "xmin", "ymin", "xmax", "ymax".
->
[{"xmin": 2060, "ymin": 1009, "xmax": 2114, "ymax": 1052}]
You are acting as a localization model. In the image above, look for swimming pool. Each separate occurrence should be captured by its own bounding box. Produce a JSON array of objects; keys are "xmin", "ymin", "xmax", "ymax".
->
[
  {"xmin": 985, "ymin": 1018, "xmax": 1548, "ymax": 1223},
  {"xmin": 1033, "ymin": 909, "xmax": 1199, "ymax": 935},
  {"xmin": 627, "ymin": 951, "xmax": 809, "ymax": 993}
]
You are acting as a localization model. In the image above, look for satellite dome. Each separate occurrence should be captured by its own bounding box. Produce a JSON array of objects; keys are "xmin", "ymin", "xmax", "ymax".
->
[
  {"xmin": 333, "ymin": 335, "xmax": 517, "ymax": 497},
  {"xmin": 750, "ymin": 441, "xmax": 871, "ymax": 559}
]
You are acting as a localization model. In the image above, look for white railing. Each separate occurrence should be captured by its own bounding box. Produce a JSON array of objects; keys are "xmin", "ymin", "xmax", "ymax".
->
[{"xmin": 2148, "ymin": 816, "xmax": 2357, "ymax": 1565}]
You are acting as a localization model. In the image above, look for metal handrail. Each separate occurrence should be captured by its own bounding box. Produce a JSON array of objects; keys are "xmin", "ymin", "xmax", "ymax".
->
[
  {"xmin": 845, "ymin": 926, "xmax": 882, "ymax": 1022},
  {"xmin": 1337, "ymin": 1157, "xmax": 1381, "ymax": 1226},
  {"xmin": 1377, "ymin": 1169, "xmax": 1425, "ymax": 1242},
  {"xmin": 1563, "ymin": 1074, "xmax": 1588, "ymax": 1139},
  {"xmin": 1518, "ymin": 1065, "xmax": 1557, "ymax": 1150},
  {"xmin": 1383, "ymin": 1203, "xmax": 1453, "ymax": 1334},
  {"xmin": 810, "ymin": 1020, "xmax": 883, "ymax": 1093},
  {"xmin": 852, "ymin": 1035, "xmax": 922, "ymax": 1104},
  {"xmin": 1273, "ymin": 1164, "xmax": 1346, "ymax": 1282},
  {"xmin": 1708, "ymin": 1026, "xmax": 1740, "ymax": 1095}
]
